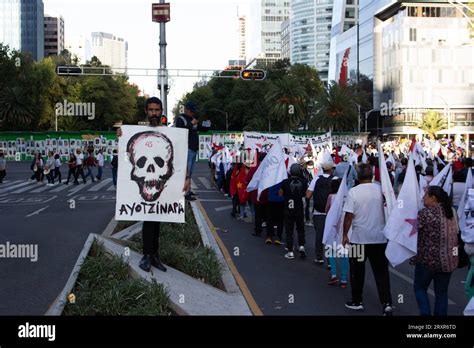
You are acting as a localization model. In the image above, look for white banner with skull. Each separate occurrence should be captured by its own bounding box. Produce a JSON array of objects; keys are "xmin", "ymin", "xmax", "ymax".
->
[{"xmin": 115, "ymin": 126, "xmax": 188, "ymax": 223}]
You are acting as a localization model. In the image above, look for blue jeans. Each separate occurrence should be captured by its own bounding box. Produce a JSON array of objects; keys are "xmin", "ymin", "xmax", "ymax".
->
[
  {"xmin": 112, "ymin": 168, "xmax": 117, "ymax": 187},
  {"xmin": 187, "ymin": 149, "xmax": 197, "ymax": 177},
  {"xmin": 329, "ymin": 253, "xmax": 349, "ymax": 282},
  {"xmin": 414, "ymin": 263, "xmax": 452, "ymax": 316},
  {"xmin": 97, "ymin": 166, "xmax": 103, "ymax": 180},
  {"xmin": 84, "ymin": 166, "xmax": 95, "ymax": 182}
]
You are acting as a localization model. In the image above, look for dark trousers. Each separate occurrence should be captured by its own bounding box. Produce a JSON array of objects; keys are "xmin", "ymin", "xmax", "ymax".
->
[
  {"xmin": 254, "ymin": 203, "xmax": 268, "ymax": 235},
  {"xmin": 84, "ymin": 166, "xmax": 95, "ymax": 182},
  {"xmin": 285, "ymin": 211, "xmax": 305, "ymax": 250},
  {"xmin": 53, "ymin": 167, "xmax": 62, "ymax": 183},
  {"xmin": 349, "ymin": 243, "xmax": 392, "ymax": 305},
  {"xmin": 313, "ymin": 214, "xmax": 326, "ymax": 260},
  {"xmin": 414, "ymin": 263, "xmax": 452, "ymax": 316},
  {"xmin": 0, "ymin": 169, "xmax": 5, "ymax": 183},
  {"xmin": 46, "ymin": 171, "xmax": 54, "ymax": 184},
  {"xmin": 112, "ymin": 168, "xmax": 117, "ymax": 187},
  {"xmin": 35, "ymin": 170, "xmax": 43, "ymax": 182},
  {"xmin": 74, "ymin": 165, "xmax": 86, "ymax": 183},
  {"xmin": 304, "ymin": 198, "xmax": 311, "ymax": 222},
  {"xmin": 267, "ymin": 202, "xmax": 284, "ymax": 239},
  {"xmin": 142, "ymin": 221, "xmax": 161, "ymax": 255},
  {"xmin": 66, "ymin": 168, "xmax": 76, "ymax": 184},
  {"xmin": 232, "ymin": 194, "xmax": 240, "ymax": 216}
]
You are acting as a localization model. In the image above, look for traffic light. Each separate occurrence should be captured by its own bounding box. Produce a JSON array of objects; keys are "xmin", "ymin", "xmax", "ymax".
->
[
  {"xmin": 240, "ymin": 69, "xmax": 266, "ymax": 81},
  {"xmin": 160, "ymin": 115, "xmax": 168, "ymax": 126}
]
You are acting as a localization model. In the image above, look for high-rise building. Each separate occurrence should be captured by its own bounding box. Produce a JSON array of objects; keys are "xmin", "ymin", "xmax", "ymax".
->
[
  {"xmin": 238, "ymin": 15, "xmax": 246, "ymax": 62},
  {"xmin": 44, "ymin": 15, "xmax": 64, "ymax": 56},
  {"xmin": 280, "ymin": 18, "xmax": 290, "ymax": 60},
  {"xmin": 91, "ymin": 32, "xmax": 128, "ymax": 74},
  {"xmin": 329, "ymin": 0, "xmax": 474, "ymax": 137},
  {"xmin": 0, "ymin": 0, "xmax": 44, "ymax": 60},
  {"xmin": 246, "ymin": 0, "xmax": 290, "ymax": 67},
  {"xmin": 65, "ymin": 35, "xmax": 91, "ymax": 65}
]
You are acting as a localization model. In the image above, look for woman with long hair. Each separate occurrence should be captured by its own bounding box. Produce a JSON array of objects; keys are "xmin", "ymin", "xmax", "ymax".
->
[{"xmin": 414, "ymin": 185, "xmax": 459, "ymax": 316}]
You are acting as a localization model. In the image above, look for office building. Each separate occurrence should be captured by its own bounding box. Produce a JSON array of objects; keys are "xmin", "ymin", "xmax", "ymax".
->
[
  {"xmin": 44, "ymin": 15, "xmax": 64, "ymax": 56},
  {"xmin": 91, "ymin": 31, "xmax": 128, "ymax": 74}
]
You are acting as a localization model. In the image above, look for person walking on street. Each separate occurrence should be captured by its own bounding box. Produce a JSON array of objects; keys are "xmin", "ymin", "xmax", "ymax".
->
[
  {"xmin": 280, "ymin": 163, "xmax": 308, "ymax": 259},
  {"xmin": 306, "ymin": 161, "xmax": 338, "ymax": 265},
  {"xmin": 111, "ymin": 149, "xmax": 118, "ymax": 188},
  {"xmin": 413, "ymin": 186, "xmax": 459, "ymax": 316},
  {"xmin": 65, "ymin": 154, "xmax": 77, "ymax": 185},
  {"xmin": 44, "ymin": 151, "xmax": 56, "ymax": 186},
  {"xmin": 83, "ymin": 147, "xmax": 96, "ymax": 183},
  {"xmin": 175, "ymin": 101, "xmax": 211, "ymax": 200},
  {"xmin": 96, "ymin": 149, "xmax": 104, "ymax": 181},
  {"xmin": 53, "ymin": 153, "xmax": 62, "ymax": 184},
  {"xmin": 74, "ymin": 148, "xmax": 87, "ymax": 184},
  {"xmin": 342, "ymin": 164, "xmax": 393, "ymax": 315},
  {"xmin": 0, "ymin": 151, "xmax": 6, "ymax": 183},
  {"xmin": 33, "ymin": 152, "xmax": 44, "ymax": 183}
]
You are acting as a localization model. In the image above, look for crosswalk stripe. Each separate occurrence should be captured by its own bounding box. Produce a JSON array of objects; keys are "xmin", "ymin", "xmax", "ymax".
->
[
  {"xmin": 0, "ymin": 180, "xmax": 22, "ymax": 189},
  {"xmin": 30, "ymin": 184, "xmax": 57, "ymax": 193},
  {"xmin": 215, "ymin": 205, "xmax": 233, "ymax": 212},
  {"xmin": 87, "ymin": 178, "xmax": 112, "ymax": 192},
  {"xmin": 50, "ymin": 183, "xmax": 71, "ymax": 192},
  {"xmin": 10, "ymin": 183, "xmax": 44, "ymax": 194},
  {"xmin": 191, "ymin": 179, "xmax": 198, "ymax": 190},
  {"xmin": 0, "ymin": 181, "xmax": 35, "ymax": 194},
  {"xmin": 198, "ymin": 177, "xmax": 211, "ymax": 189},
  {"xmin": 67, "ymin": 182, "xmax": 93, "ymax": 196},
  {"xmin": 107, "ymin": 185, "xmax": 116, "ymax": 191}
]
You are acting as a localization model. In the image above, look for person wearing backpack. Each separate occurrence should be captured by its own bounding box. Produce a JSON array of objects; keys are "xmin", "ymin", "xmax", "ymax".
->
[
  {"xmin": 306, "ymin": 161, "xmax": 338, "ymax": 265},
  {"xmin": 280, "ymin": 163, "xmax": 308, "ymax": 259}
]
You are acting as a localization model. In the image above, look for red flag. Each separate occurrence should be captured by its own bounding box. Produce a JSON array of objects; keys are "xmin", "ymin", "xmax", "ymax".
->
[
  {"xmin": 409, "ymin": 137, "xmax": 416, "ymax": 153},
  {"xmin": 237, "ymin": 167, "xmax": 249, "ymax": 203},
  {"xmin": 335, "ymin": 148, "xmax": 341, "ymax": 164},
  {"xmin": 339, "ymin": 48, "xmax": 351, "ymax": 87}
]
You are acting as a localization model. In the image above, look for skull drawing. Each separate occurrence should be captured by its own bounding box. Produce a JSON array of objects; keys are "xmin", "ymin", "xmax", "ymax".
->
[{"xmin": 126, "ymin": 131, "xmax": 174, "ymax": 202}]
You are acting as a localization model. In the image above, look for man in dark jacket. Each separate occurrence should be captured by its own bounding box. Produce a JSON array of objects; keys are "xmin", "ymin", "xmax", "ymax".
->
[{"xmin": 175, "ymin": 101, "xmax": 211, "ymax": 200}]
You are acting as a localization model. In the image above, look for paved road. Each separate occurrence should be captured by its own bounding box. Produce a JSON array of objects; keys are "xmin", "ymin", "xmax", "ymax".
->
[
  {"xmin": 192, "ymin": 162, "xmax": 470, "ymax": 315},
  {"xmin": 0, "ymin": 162, "xmax": 116, "ymax": 315}
]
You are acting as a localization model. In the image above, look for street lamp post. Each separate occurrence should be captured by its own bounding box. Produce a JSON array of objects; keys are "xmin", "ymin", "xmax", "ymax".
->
[
  {"xmin": 211, "ymin": 109, "xmax": 228, "ymax": 131},
  {"xmin": 365, "ymin": 109, "xmax": 375, "ymax": 133}
]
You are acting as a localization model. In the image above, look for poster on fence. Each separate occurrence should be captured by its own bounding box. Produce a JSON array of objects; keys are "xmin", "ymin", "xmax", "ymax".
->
[
  {"xmin": 115, "ymin": 125, "xmax": 188, "ymax": 223},
  {"xmin": 244, "ymin": 132, "xmax": 290, "ymax": 151}
]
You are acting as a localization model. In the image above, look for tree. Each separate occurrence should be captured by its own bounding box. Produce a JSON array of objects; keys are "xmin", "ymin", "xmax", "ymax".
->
[
  {"xmin": 265, "ymin": 76, "xmax": 307, "ymax": 132},
  {"xmin": 416, "ymin": 110, "xmax": 447, "ymax": 139},
  {"xmin": 0, "ymin": 86, "xmax": 35, "ymax": 128},
  {"xmin": 310, "ymin": 81, "xmax": 358, "ymax": 132}
]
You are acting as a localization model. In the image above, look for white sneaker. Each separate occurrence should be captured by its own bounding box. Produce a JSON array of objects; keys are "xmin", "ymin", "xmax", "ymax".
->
[
  {"xmin": 262, "ymin": 222, "xmax": 266, "ymax": 227},
  {"xmin": 299, "ymin": 246, "xmax": 306, "ymax": 258},
  {"xmin": 305, "ymin": 221, "xmax": 314, "ymax": 227},
  {"xmin": 284, "ymin": 251, "xmax": 294, "ymax": 259}
]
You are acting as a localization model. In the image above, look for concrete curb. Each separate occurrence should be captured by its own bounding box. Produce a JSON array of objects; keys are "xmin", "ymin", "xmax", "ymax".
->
[
  {"xmin": 190, "ymin": 201, "xmax": 241, "ymax": 294},
  {"xmin": 111, "ymin": 221, "xmax": 143, "ymax": 240},
  {"xmin": 102, "ymin": 216, "xmax": 118, "ymax": 237},
  {"xmin": 45, "ymin": 233, "xmax": 96, "ymax": 316},
  {"xmin": 96, "ymin": 235, "xmax": 252, "ymax": 315}
]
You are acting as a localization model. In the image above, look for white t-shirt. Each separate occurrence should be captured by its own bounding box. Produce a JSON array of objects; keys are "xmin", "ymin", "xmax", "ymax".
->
[
  {"xmin": 452, "ymin": 182, "xmax": 465, "ymax": 208},
  {"xmin": 343, "ymin": 183, "xmax": 387, "ymax": 244},
  {"xmin": 308, "ymin": 173, "xmax": 339, "ymax": 215},
  {"xmin": 96, "ymin": 153, "xmax": 104, "ymax": 167},
  {"xmin": 76, "ymin": 153, "xmax": 84, "ymax": 166}
]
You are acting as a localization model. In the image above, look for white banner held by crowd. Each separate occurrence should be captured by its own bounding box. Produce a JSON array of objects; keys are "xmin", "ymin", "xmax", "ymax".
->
[{"xmin": 115, "ymin": 125, "xmax": 188, "ymax": 223}]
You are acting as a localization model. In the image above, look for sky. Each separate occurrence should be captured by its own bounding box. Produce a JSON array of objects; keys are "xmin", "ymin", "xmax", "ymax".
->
[{"xmin": 43, "ymin": 0, "xmax": 252, "ymax": 116}]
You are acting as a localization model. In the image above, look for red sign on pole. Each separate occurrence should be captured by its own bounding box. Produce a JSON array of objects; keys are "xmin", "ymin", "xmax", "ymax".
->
[{"xmin": 152, "ymin": 3, "xmax": 171, "ymax": 23}]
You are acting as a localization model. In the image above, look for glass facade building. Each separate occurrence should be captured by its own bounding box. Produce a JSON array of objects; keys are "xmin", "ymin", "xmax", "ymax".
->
[{"xmin": 0, "ymin": 0, "xmax": 44, "ymax": 60}]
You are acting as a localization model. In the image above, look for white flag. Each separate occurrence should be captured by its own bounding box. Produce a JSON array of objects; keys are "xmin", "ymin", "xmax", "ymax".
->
[
  {"xmin": 384, "ymin": 156, "xmax": 421, "ymax": 267},
  {"xmin": 458, "ymin": 168, "xmax": 473, "ymax": 235},
  {"xmin": 323, "ymin": 168, "xmax": 348, "ymax": 246},
  {"xmin": 378, "ymin": 142, "xmax": 396, "ymax": 221},
  {"xmin": 362, "ymin": 150, "xmax": 367, "ymax": 164},
  {"xmin": 430, "ymin": 163, "xmax": 451, "ymax": 191},
  {"xmin": 246, "ymin": 141, "xmax": 288, "ymax": 200}
]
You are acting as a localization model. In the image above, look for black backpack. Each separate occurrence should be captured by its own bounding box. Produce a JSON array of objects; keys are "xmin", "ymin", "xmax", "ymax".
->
[
  {"xmin": 287, "ymin": 177, "xmax": 305, "ymax": 204},
  {"xmin": 313, "ymin": 175, "xmax": 333, "ymax": 213}
]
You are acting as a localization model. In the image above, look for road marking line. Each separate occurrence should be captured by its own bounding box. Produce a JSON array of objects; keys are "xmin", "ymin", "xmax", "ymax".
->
[
  {"xmin": 196, "ymin": 200, "xmax": 263, "ymax": 316},
  {"xmin": 191, "ymin": 179, "xmax": 198, "ymax": 190},
  {"xmin": 389, "ymin": 268, "xmax": 456, "ymax": 305},
  {"xmin": 107, "ymin": 185, "xmax": 116, "ymax": 191},
  {"xmin": 198, "ymin": 177, "xmax": 211, "ymax": 189},
  {"xmin": 50, "ymin": 183, "xmax": 70, "ymax": 192},
  {"xmin": 30, "ymin": 184, "xmax": 57, "ymax": 193},
  {"xmin": 87, "ymin": 178, "xmax": 113, "ymax": 192},
  {"xmin": 0, "ymin": 180, "xmax": 22, "ymax": 188},
  {"xmin": 215, "ymin": 205, "xmax": 233, "ymax": 212},
  {"xmin": 26, "ymin": 205, "xmax": 50, "ymax": 217},
  {"xmin": 0, "ymin": 181, "xmax": 34, "ymax": 194},
  {"xmin": 67, "ymin": 182, "xmax": 93, "ymax": 196},
  {"xmin": 7, "ymin": 183, "xmax": 41, "ymax": 194}
]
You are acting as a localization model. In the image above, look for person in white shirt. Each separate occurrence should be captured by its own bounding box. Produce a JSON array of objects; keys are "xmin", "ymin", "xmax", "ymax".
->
[
  {"xmin": 96, "ymin": 149, "xmax": 105, "ymax": 181},
  {"xmin": 53, "ymin": 154, "xmax": 62, "ymax": 184},
  {"xmin": 74, "ymin": 149, "xmax": 86, "ymax": 184},
  {"xmin": 45, "ymin": 151, "xmax": 56, "ymax": 186},
  {"xmin": 306, "ymin": 160, "xmax": 339, "ymax": 265},
  {"xmin": 342, "ymin": 163, "xmax": 393, "ymax": 315}
]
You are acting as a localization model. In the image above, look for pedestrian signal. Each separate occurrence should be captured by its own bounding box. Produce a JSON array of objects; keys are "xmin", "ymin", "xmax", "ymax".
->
[
  {"xmin": 161, "ymin": 115, "xmax": 168, "ymax": 126},
  {"xmin": 240, "ymin": 69, "xmax": 266, "ymax": 81}
]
